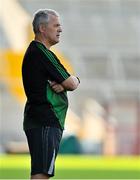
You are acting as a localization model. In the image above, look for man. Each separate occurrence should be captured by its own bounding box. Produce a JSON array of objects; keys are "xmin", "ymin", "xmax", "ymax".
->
[{"xmin": 22, "ymin": 9, "xmax": 80, "ymax": 179}]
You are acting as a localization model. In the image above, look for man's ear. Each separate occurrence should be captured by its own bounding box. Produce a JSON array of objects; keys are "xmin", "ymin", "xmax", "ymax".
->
[{"xmin": 39, "ymin": 24, "xmax": 46, "ymax": 33}]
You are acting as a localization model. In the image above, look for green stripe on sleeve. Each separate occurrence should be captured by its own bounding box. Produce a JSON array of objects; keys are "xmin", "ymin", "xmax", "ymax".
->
[
  {"xmin": 37, "ymin": 43, "xmax": 69, "ymax": 79},
  {"xmin": 47, "ymin": 50, "xmax": 69, "ymax": 78}
]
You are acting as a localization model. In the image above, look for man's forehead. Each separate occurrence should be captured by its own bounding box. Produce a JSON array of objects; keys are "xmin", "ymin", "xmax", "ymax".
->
[
  {"xmin": 48, "ymin": 14, "xmax": 59, "ymax": 19},
  {"xmin": 48, "ymin": 14, "xmax": 61, "ymax": 23}
]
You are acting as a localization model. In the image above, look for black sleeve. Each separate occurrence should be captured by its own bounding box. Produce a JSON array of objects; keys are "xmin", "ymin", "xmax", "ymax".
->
[{"xmin": 37, "ymin": 45, "xmax": 71, "ymax": 83}]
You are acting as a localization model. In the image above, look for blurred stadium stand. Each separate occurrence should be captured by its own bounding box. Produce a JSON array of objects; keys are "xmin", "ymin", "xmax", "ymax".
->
[
  {"xmin": 0, "ymin": 25, "xmax": 10, "ymax": 49},
  {"xmin": 0, "ymin": 0, "xmax": 140, "ymax": 155}
]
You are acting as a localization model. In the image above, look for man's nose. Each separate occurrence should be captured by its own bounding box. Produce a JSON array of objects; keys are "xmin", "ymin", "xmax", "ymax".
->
[{"xmin": 59, "ymin": 26, "xmax": 62, "ymax": 32}]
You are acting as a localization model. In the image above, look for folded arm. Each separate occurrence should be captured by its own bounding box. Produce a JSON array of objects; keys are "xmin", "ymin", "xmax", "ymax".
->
[
  {"xmin": 61, "ymin": 75, "xmax": 80, "ymax": 91},
  {"xmin": 50, "ymin": 75, "xmax": 80, "ymax": 93}
]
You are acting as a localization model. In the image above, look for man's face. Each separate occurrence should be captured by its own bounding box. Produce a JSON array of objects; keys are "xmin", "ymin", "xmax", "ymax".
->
[{"xmin": 44, "ymin": 14, "xmax": 62, "ymax": 46}]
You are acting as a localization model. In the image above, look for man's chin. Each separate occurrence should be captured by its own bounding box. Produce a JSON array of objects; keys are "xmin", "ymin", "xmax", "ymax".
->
[
  {"xmin": 54, "ymin": 40, "xmax": 59, "ymax": 44},
  {"xmin": 51, "ymin": 39, "xmax": 59, "ymax": 46},
  {"xmin": 56, "ymin": 39, "xmax": 60, "ymax": 43}
]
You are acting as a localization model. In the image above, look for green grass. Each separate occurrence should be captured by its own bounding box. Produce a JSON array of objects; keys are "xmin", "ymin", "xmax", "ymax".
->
[{"xmin": 0, "ymin": 154, "xmax": 140, "ymax": 179}]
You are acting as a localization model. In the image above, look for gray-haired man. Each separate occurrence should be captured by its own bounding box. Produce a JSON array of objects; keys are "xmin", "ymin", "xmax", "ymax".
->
[{"xmin": 22, "ymin": 9, "xmax": 80, "ymax": 179}]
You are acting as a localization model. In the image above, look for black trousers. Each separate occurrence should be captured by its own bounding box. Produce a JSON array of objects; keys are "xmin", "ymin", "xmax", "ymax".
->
[{"xmin": 25, "ymin": 126, "xmax": 63, "ymax": 177}]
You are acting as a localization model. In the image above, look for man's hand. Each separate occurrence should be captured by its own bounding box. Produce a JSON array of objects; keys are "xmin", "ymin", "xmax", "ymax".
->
[{"xmin": 49, "ymin": 81, "xmax": 65, "ymax": 93}]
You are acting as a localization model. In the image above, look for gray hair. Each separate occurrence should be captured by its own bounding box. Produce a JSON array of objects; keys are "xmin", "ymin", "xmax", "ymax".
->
[{"xmin": 32, "ymin": 9, "xmax": 59, "ymax": 34}]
